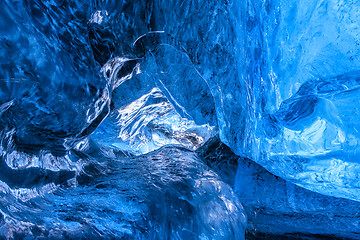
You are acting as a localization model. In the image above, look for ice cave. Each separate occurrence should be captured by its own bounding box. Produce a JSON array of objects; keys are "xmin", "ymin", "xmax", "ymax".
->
[{"xmin": 1, "ymin": 0, "xmax": 360, "ymax": 239}]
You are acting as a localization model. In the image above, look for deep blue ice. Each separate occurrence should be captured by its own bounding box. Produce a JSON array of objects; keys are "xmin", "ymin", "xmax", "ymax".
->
[{"xmin": 1, "ymin": 0, "xmax": 360, "ymax": 239}]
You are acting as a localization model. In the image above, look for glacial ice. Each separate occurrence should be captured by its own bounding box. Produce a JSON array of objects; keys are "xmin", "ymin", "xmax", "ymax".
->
[
  {"xmin": 0, "ymin": 145, "xmax": 246, "ymax": 239},
  {"xmin": 91, "ymin": 86, "xmax": 216, "ymax": 155},
  {"xmin": 233, "ymin": 0, "xmax": 360, "ymax": 201},
  {"xmin": 0, "ymin": 1, "xmax": 247, "ymax": 239},
  {"xmin": 0, "ymin": 0, "xmax": 111, "ymax": 155},
  {"xmin": 198, "ymin": 136, "xmax": 360, "ymax": 239},
  {"xmin": 109, "ymin": 0, "xmax": 360, "ymax": 202},
  {"xmin": 235, "ymin": 154, "xmax": 360, "ymax": 239},
  {"xmin": 1, "ymin": 0, "xmax": 360, "ymax": 239}
]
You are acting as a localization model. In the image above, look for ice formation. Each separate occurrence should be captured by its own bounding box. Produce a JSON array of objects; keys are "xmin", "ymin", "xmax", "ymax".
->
[{"xmin": 1, "ymin": 0, "xmax": 360, "ymax": 239}]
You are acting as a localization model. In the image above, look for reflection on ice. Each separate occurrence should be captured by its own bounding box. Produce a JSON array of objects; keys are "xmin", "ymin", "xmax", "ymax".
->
[
  {"xmin": 0, "ymin": 146, "xmax": 246, "ymax": 240},
  {"xmin": 92, "ymin": 87, "xmax": 215, "ymax": 155}
]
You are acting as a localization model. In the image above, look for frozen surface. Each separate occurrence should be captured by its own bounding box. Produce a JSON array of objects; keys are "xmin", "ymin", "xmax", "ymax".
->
[
  {"xmin": 235, "ymin": 156, "xmax": 360, "ymax": 239},
  {"xmin": 0, "ymin": 1, "xmax": 111, "ymax": 155},
  {"xmin": 226, "ymin": 0, "xmax": 360, "ymax": 201},
  {"xmin": 0, "ymin": 146, "xmax": 246, "ymax": 239},
  {"xmin": 198, "ymin": 136, "xmax": 360, "ymax": 239},
  {"xmin": 2, "ymin": 0, "xmax": 360, "ymax": 238},
  {"xmin": 92, "ymin": 86, "xmax": 215, "ymax": 155},
  {"xmin": 0, "ymin": 1, "xmax": 245, "ymax": 239}
]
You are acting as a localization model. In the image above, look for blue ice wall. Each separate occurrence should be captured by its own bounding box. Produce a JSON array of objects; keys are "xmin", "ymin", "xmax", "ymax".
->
[
  {"xmin": 223, "ymin": 0, "xmax": 360, "ymax": 202},
  {"xmin": 0, "ymin": 0, "xmax": 247, "ymax": 239},
  {"xmin": 0, "ymin": 1, "xmax": 110, "ymax": 154},
  {"xmin": 235, "ymin": 156, "xmax": 360, "ymax": 239},
  {"xmin": 144, "ymin": 0, "xmax": 360, "ymax": 202},
  {"xmin": 1, "ymin": 0, "xmax": 360, "ymax": 239}
]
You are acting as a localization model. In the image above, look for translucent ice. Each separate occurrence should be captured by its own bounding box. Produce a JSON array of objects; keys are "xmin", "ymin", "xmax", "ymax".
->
[
  {"xmin": 0, "ymin": 1, "xmax": 247, "ymax": 239},
  {"xmin": 127, "ymin": 0, "xmax": 360, "ymax": 201},
  {"xmin": 0, "ymin": 1, "xmax": 110, "ymax": 154},
  {"xmin": 91, "ymin": 47, "xmax": 217, "ymax": 154},
  {"xmin": 0, "ymin": 146, "xmax": 246, "ymax": 240},
  {"xmin": 235, "ymin": 155, "xmax": 360, "ymax": 239},
  {"xmin": 227, "ymin": 0, "xmax": 360, "ymax": 201},
  {"xmin": 3, "ymin": 0, "xmax": 360, "ymax": 238},
  {"xmin": 92, "ymin": 87, "xmax": 215, "ymax": 155}
]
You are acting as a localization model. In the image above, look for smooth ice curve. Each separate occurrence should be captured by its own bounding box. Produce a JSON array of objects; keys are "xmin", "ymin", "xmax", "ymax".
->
[{"xmin": 1, "ymin": 0, "xmax": 360, "ymax": 239}]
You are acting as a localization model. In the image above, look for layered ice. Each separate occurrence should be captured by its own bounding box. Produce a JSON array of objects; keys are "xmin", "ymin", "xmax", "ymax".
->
[
  {"xmin": 226, "ymin": 0, "xmax": 360, "ymax": 201},
  {"xmin": 1, "ymin": 0, "xmax": 360, "ymax": 239},
  {"xmin": 235, "ymin": 155, "xmax": 360, "ymax": 239},
  {"xmin": 198, "ymin": 136, "xmax": 360, "ymax": 239},
  {"xmin": 0, "ymin": 1, "xmax": 110, "ymax": 155},
  {"xmin": 0, "ymin": 0, "xmax": 246, "ymax": 239},
  {"xmin": 0, "ymin": 145, "xmax": 246, "ymax": 240}
]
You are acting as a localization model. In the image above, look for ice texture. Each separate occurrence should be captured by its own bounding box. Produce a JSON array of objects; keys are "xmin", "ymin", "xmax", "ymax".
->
[
  {"xmin": 91, "ymin": 44, "xmax": 217, "ymax": 155},
  {"xmin": 2, "ymin": 0, "xmax": 360, "ymax": 238},
  {"xmin": 0, "ymin": 1, "xmax": 110, "ymax": 155},
  {"xmin": 224, "ymin": 0, "xmax": 360, "ymax": 201},
  {"xmin": 91, "ymin": 86, "xmax": 215, "ymax": 155},
  {"xmin": 0, "ymin": 0, "xmax": 246, "ymax": 239},
  {"xmin": 235, "ymin": 155, "xmax": 360, "ymax": 239},
  {"xmin": 199, "ymin": 136, "xmax": 360, "ymax": 239},
  {"xmin": 0, "ymin": 145, "xmax": 246, "ymax": 240},
  {"xmin": 115, "ymin": 0, "xmax": 360, "ymax": 202}
]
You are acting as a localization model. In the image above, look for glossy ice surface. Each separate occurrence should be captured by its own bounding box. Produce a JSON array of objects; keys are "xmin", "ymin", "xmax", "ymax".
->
[{"xmin": 1, "ymin": 0, "xmax": 360, "ymax": 239}]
